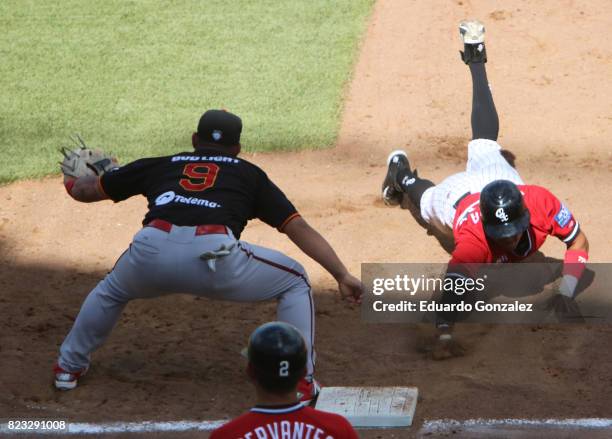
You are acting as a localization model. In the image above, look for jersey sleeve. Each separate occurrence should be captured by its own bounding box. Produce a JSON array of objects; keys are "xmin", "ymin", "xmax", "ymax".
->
[
  {"xmin": 533, "ymin": 187, "xmax": 580, "ymax": 244},
  {"xmin": 254, "ymin": 171, "xmax": 299, "ymax": 230},
  {"xmin": 100, "ymin": 158, "xmax": 158, "ymax": 202},
  {"xmin": 448, "ymin": 238, "xmax": 491, "ymax": 279}
]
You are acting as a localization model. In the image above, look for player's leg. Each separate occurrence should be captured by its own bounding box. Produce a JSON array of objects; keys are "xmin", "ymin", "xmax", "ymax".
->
[
  {"xmin": 382, "ymin": 149, "xmax": 474, "ymax": 235},
  {"xmin": 55, "ymin": 251, "xmax": 133, "ymax": 389},
  {"xmin": 210, "ymin": 241, "xmax": 317, "ymax": 381},
  {"xmin": 424, "ymin": 22, "xmax": 500, "ymax": 358},
  {"xmin": 175, "ymin": 235, "xmax": 319, "ymax": 402},
  {"xmin": 381, "ymin": 150, "xmax": 434, "ymax": 210},
  {"xmin": 459, "ymin": 20, "xmax": 498, "ymax": 141},
  {"xmin": 381, "ymin": 25, "xmax": 495, "ymax": 228},
  {"xmin": 55, "ymin": 228, "xmax": 171, "ymax": 389},
  {"xmin": 460, "ymin": 21, "xmax": 524, "ymax": 190}
]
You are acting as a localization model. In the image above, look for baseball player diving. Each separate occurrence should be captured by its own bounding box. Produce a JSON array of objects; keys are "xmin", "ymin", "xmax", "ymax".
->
[
  {"xmin": 210, "ymin": 322, "xmax": 358, "ymax": 438},
  {"xmin": 381, "ymin": 20, "xmax": 590, "ymax": 359},
  {"xmin": 55, "ymin": 109, "xmax": 364, "ymax": 400}
]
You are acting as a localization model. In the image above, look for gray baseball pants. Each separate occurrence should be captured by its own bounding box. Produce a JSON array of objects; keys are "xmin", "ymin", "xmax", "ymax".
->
[{"xmin": 58, "ymin": 225, "xmax": 315, "ymax": 375}]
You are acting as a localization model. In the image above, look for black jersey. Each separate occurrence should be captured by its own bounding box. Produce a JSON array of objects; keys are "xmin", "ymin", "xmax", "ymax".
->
[{"xmin": 99, "ymin": 148, "xmax": 298, "ymax": 238}]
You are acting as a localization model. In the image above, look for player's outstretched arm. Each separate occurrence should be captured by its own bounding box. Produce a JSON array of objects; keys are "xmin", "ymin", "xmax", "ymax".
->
[
  {"xmin": 567, "ymin": 229, "xmax": 589, "ymax": 253},
  {"xmin": 64, "ymin": 175, "xmax": 109, "ymax": 203},
  {"xmin": 559, "ymin": 229, "xmax": 589, "ymax": 298},
  {"xmin": 282, "ymin": 216, "xmax": 363, "ymax": 303},
  {"xmin": 58, "ymin": 134, "xmax": 117, "ymax": 202}
]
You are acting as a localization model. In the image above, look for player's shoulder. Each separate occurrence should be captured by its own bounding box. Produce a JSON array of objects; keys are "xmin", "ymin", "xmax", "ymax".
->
[
  {"xmin": 518, "ymin": 184, "xmax": 558, "ymax": 203},
  {"xmin": 519, "ymin": 185, "xmax": 564, "ymax": 218},
  {"xmin": 208, "ymin": 411, "xmax": 254, "ymax": 438},
  {"xmin": 124, "ymin": 154, "xmax": 172, "ymax": 167},
  {"xmin": 234, "ymin": 154, "xmax": 268, "ymax": 174},
  {"xmin": 452, "ymin": 200, "xmax": 493, "ymax": 264},
  {"xmin": 301, "ymin": 406, "xmax": 355, "ymax": 431},
  {"xmin": 103, "ymin": 155, "xmax": 169, "ymax": 178}
]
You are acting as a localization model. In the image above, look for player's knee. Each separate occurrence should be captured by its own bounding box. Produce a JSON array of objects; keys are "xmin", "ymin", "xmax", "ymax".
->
[
  {"xmin": 282, "ymin": 257, "xmax": 307, "ymax": 279},
  {"xmin": 468, "ymin": 138, "xmax": 501, "ymax": 155},
  {"xmin": 294, "ymin": 261, "xmax": 307, "ymax": 277},
  {"xmin": 92, "ymin": 277, "xmax": 131, "ymax": 304}
]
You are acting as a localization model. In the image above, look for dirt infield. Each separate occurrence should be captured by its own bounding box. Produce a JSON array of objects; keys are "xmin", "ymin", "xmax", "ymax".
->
[{"xmin": 1, "ymin": 0, "xmax": 611, "ymax": 437}]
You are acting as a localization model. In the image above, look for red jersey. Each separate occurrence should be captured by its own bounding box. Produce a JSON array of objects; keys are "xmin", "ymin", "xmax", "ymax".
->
[
  {"xmin": 210, "ymin": 402, "xmax": 359, "ymax": 439},
  {"xmin": 451, "ymin": 185, "xmax": 579, "ymax": 264}
]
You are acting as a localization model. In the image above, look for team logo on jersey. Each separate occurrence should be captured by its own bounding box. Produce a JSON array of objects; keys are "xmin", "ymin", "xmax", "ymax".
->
[
  {"xmin": 154, "ymin": 190, "xmax": 221, "ymax": 208},
  {"xmin": 495, "ymin": 207, "xmax": 509, "ymax": 222},
  {"xmin": 554, "ymin": 204, "xmax": 572, "ymax": 227},
  {"xmin": 402, "ymin": 176, "xmax": 416, "ymax": 186},
  {"xmin": 212, "ymin": 130, "xmax": 223, "ymax": 141},
  {"xmin": 155, "ymin": 191, "xmax": 176, "ymax": 206}
]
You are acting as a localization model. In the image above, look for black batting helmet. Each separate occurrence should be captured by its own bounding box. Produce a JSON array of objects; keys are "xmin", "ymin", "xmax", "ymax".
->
[
  {"xmin": 248, "ymin": 322, "xmax": 307, "ymax": 392},
  {"xmin": 480, "ymin": 180, "xmax": 530, "ymax": 239}
]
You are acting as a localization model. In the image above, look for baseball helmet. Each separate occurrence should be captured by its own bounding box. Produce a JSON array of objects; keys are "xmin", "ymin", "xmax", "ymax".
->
[
  {"xmin": 248, "ymin": 322, "xmax": 307, "ymax": 386},
  {"xmin": 480, "ymin": 180, "xmax": 530, "ymax": 239}
]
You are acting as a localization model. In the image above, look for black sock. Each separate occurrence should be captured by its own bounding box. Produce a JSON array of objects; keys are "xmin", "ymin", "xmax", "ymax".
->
[
  {"xmin": 396, "ymin": 168, "xmax": 434, "ymax": 209},
  {"xmin": 469, "ymin": 62, "xmax": 499, "ymax": 141}
]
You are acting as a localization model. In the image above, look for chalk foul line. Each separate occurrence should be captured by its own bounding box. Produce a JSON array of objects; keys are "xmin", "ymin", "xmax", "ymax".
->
[{"xmin": 2, "ymin": 418, "xmax": 612, "ymax": 435}]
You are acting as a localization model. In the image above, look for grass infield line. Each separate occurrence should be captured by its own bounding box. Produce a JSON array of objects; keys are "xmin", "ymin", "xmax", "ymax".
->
[{"xmin": 2, "ymin": 418, "xmax": 612, "ymax": 435}]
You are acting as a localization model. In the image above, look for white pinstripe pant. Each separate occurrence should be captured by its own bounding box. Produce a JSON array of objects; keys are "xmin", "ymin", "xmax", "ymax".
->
[{"xmin": 420, "ymin": 139, "xmax": 524, "ymax": 234}]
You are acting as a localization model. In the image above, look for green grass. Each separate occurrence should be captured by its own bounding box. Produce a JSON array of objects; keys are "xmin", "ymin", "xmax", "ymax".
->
[{"xmin": 0, "ymin": 0, "xmax": 374, "ymax": 183}]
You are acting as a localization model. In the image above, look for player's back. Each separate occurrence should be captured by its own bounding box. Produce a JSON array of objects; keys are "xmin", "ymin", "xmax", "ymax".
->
[
  {"xmin": 100, "ymin": 148, "xmax": 297, "ymax": 238},
  {"xmin": 450, "ymin": 185, "xmax": 578, "ymax": 264},
  {"xmin": 210, "ymin": 402, "xmax": 358, "ymax": 439}
]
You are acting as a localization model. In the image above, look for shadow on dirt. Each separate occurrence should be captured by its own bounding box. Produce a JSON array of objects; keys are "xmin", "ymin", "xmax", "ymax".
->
[{"xmin": 0, "ymin": 238, "xmax": 279, "ymax": 422}]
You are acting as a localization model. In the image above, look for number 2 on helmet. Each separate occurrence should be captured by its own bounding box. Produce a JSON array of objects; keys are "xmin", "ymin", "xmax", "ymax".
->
[{"xmin": 279, "ymin": 360, "xmax": 289, "ymax": 377}]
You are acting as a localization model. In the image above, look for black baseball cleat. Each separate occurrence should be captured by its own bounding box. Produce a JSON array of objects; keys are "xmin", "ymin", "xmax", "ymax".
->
[
  {"xmin": 459, "ymin": 20, "xmax": 487, "ymax": 64},
  {"xmin": 381, "ymin": 150, "xmax": 410, "ymax": 206}
]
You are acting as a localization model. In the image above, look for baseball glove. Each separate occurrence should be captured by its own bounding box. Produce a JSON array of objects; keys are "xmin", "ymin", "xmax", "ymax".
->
[{"xmin": 59, "ymin": 134, "xmax": 117, "ymax": 178}]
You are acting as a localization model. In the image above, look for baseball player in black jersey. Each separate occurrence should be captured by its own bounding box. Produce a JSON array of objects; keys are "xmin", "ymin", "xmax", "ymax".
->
[{"xmin": 54, "ymin": 110, "xmax": 363, "ymax": 403}]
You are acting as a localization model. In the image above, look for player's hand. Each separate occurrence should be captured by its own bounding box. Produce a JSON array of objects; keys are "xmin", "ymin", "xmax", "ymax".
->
[{"xmin": 336, "ymin": 272, "xmax": 364, "ymax": 304}]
